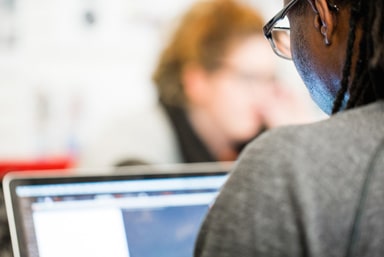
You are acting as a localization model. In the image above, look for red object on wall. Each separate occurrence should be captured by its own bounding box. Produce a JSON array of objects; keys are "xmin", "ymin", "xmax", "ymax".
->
[{"xmin": 0, "ymin": 157, "xmax": 73, "ymax": 179}]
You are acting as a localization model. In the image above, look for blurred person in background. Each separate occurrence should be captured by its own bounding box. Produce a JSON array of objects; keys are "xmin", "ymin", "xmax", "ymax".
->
[{"xmin": 80, "ymin": 0, "xmax": 317, "ymax": 168}]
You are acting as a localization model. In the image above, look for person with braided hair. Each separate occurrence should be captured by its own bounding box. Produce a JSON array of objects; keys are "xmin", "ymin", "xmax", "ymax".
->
[{"xmin": 195, "ymin": 0, "xmax": 384, "ymax": 256}]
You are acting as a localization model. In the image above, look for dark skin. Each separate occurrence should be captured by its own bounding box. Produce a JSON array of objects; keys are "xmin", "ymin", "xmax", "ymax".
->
[{"xmin": 286, "ymin": 0, "xmax": 361, "ymax": 114}]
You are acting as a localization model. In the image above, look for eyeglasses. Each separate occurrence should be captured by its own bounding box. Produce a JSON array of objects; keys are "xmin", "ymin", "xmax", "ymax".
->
[
  {"xmin": 263, "ymin": 0, "xmax": 300, "ymax": 60},
  {"xmin": 263, "ymin": 0, "xmax": 339, "ymax": 60}
]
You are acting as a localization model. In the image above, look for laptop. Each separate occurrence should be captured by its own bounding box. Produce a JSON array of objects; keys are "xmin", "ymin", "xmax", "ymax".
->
[{"xmin": 3, "ymin": 162, "xmax": 231, "ymax": 257}]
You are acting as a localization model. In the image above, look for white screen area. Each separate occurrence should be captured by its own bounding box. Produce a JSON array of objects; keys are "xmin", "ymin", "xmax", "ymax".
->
[{"xmin": 33, "ymin": 208, "xmax": 129, "ymax": 257}]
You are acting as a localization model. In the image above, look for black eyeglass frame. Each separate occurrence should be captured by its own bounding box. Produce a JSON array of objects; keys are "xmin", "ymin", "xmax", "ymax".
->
[
  {"xmin": 263, "ymin": 0, "xmax": 339, "ymax": 60},
  {"xmin": 263, "ymin": 0, "xmax": 300, "ymax": 60}
]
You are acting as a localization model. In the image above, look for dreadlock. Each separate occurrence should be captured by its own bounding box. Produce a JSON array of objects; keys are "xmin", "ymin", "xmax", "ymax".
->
[{"xmin": 332, "ymin": 0, "xmax": 384, "ymax": 113}]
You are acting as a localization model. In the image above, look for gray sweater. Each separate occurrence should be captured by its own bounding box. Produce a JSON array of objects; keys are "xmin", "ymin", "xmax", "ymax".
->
[{"xmin": 195, "ymin": 101, "xmax": 384, "ymax": 257}]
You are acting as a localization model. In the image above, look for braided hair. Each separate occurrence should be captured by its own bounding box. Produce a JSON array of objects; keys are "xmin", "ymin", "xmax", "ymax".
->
[{"xmin": 332, "ymin": 0, "xmax": 384, "ymax": 113}]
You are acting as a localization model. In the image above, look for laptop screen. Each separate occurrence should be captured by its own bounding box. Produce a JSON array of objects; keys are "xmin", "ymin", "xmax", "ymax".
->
[{"xmin": 4, "ymin": 163, "xmax": 230, "ymax": 257}]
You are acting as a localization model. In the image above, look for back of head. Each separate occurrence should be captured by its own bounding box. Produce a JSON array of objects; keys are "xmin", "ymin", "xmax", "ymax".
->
[
  {"xmin": 152, "ymin": 0, "xmax": 264, "ymax": 108},
  {"xmin": 331, "ymin": 0, "xmax": 384, "ymax": 112}
]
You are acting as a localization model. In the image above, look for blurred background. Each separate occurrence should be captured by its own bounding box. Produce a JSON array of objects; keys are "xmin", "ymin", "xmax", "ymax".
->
[{"xmin": 0, "ymin": 0, "xmax": 325, "ymax": 170}]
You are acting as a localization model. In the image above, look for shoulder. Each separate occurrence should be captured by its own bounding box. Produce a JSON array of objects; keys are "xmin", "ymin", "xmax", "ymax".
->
[
  {"xmin": 244, "ymin": 101, "xmax": 384, "ymax": 161},
  {"xmin": 235, "ymin": 101, "xmax": 384, "ymax": 185}
]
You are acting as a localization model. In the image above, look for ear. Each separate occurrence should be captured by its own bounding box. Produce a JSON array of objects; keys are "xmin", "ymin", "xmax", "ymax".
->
[
  {"xmin": 181, "ymin": 63, "xmax": 211, "ymax": 106},
  {"xmin": 308, "ymin": 0, "xmax": 337, "ymax": 46}
]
